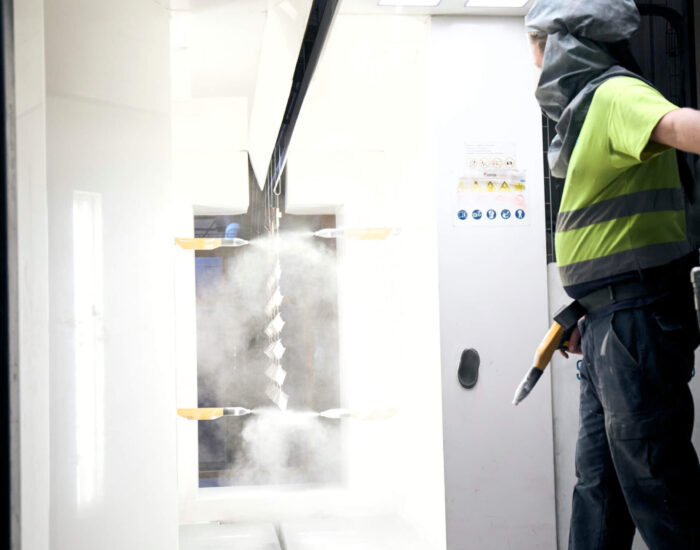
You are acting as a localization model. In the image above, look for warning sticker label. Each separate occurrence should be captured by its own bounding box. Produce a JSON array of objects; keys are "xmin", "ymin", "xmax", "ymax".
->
[{"xmin": 455, "ymin": 142, "xmax": 530, "ymax": 227}]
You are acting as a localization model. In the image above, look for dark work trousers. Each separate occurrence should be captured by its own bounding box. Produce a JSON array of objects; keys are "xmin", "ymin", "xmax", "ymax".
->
[{"xmin": 569, "ymin": 293, "xmax": 700, "ymax": 550}]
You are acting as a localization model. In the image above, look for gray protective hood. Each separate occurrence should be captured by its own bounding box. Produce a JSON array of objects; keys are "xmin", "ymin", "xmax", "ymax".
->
[{"xmin": 526, "ymin": 0, "xmax": 644, "ymax": 178}]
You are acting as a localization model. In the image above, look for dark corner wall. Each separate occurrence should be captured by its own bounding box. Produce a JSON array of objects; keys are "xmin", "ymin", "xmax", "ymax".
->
[{"xmin": 1, "ymin": 0, "xmax": 17, "ymax": 547}]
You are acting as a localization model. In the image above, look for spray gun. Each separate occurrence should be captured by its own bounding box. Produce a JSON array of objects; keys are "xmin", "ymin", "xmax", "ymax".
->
[
  {"xmin": 512, "ymin": 300, "xmax": 586, "ymax": 406},
  {"xmin": 177, "ymin": 407, "xmax": 251, "ymax": 420}
]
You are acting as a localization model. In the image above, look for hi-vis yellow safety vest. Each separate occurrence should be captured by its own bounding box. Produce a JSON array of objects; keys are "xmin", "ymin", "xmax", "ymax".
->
[{"xmin": 555, "ymin": 77, "xmax": 690, "ymax": 288}]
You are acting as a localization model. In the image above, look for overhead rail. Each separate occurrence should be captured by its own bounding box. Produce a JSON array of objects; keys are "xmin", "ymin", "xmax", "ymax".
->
[{"xmin": 262, "ymin": 0, "xmax": 340, "ymax": 196}]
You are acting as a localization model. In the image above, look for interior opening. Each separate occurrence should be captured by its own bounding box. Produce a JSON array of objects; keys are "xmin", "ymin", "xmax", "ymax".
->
[{"xmin": 193, "ymin": 212, "xmax": 342, "ymax": 488}]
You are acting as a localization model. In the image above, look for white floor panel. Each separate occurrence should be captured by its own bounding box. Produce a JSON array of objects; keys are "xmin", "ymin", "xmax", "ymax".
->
[
  {"xmin": 280, "ymin": 517, "xmax": 435, "ymax": 550},
  {"xmin": 179, "ymin": 523, "xmax": 282, "ymax": 550}
]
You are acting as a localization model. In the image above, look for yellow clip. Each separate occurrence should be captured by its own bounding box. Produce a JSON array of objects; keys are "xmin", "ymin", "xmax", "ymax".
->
[
  {"xmin": 177, "ymin": 408, "xmax": 225, "ymax": 421},
  {"xmin": 175, "ymin": 238, "xmax": 222, "ymax": 251},
  {"xmin": 344, "ymin": 228, "xmax": 395, "ymax": 240}
]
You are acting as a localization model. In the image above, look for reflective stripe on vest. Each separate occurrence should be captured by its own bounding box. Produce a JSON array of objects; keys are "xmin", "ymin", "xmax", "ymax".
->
[
  {"xmin": 555, "ymin": 186, "xmax": 689, "ymax": 286},
  {"xmin": 556, "ymin": 187, "xmax": 685, "ymax": 233},
  {"xmin": 558, "ymin": 240, "xmax": 691, "ymax": 287}
]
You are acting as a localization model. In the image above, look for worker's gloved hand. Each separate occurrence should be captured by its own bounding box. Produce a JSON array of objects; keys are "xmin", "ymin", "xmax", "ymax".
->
[
  {"xmin": 559, "ymin": 325, "xmax": 583, "ymax": 358},
  {"xmin": 568, "ymin": 325, "xmax": 582, "ymax": 354}
]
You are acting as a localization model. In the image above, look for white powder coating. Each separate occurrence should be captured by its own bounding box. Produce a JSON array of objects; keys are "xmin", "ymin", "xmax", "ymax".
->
[
  {"xmin": 264, "ymin": 384, "xmax": 290, "ymax": 411},
  {"xmin": 264, "ymin": 314, "xmax": 285, "ymax": 338},
  {"xmin": 264, "ymin": 340, "xmax": 286, "ymax": 361},
  {"xmin": 265, "ymin": 288, "xmax": 284, "ymax": 317},
  {"xmin": 265, "ymin": 363, "xmax": 288, "ymax": 386}
]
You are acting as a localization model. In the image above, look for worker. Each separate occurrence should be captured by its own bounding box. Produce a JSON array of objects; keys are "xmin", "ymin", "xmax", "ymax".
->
[{"xmin": 526, "ymin": 1, "xmax": 700, "ymax": 548}]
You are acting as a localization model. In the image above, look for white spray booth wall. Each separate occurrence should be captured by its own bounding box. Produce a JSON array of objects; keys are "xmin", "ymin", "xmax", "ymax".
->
[
  {"xmin": 42, "ymin": 1, "xmax": 178, "ymax": 549},
  {"xmin": 14, "ymin": 0, "xmax": 49, "ymax": 548},
  {"xmin": 430, "ymin": 16, "xmax": 556, "ymax": 550}
]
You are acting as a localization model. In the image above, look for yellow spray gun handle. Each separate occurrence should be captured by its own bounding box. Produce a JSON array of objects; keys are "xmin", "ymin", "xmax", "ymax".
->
[
  {"xmin": 513, "ymin": 323, "xmax": 562, "ymax": 407},
  {"xmin": 532, "ymin": 321, "xmax": 565, "ymax": 372},
  {"xmin": 514, "ymin": 300, "xmax": 585, "ymax": 406}
]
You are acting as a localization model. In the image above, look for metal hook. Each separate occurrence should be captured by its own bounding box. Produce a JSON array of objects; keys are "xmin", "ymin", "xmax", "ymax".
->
[{"xmin": 272, "ymin": 152, "xmax": 287, "ymax": 197}]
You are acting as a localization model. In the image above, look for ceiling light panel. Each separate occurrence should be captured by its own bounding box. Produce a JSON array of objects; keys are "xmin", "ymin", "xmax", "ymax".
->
[
  {"xmin": 465, "ymin": 0, "xmax": 529, "ymax": 7},
  {"xmin": 378, "ymin": 0, "xmax": 441, "ymax": 6}
]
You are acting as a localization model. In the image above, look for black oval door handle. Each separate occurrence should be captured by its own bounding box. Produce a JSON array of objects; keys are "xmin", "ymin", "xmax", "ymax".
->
[{"xmin": 458, "ymin": 348, "xmax": 480, "ymax": 389}]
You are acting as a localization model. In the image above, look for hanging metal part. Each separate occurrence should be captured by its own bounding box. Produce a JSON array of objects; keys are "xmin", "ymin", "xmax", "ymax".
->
[
  {"xmin": 264, "ymin": 340, "xmax": 286, "ymax": 361},
  {"xmin": 265, "ymin": 363, "xmax": 288, "ymax": 386},
  {"xmin": 265, "ymin": 288, "xmax": 284, "ymax": 317},
  {"xmin": 258, "ymin": 0, "xmax": 341, "ymax": 412},
  {"xmin": 265, "ymin": 314, "xmax": 285, "ymax": 338},
  {"xmin": 265, "ymin": 383, "xmax": 290, "ymax": 411}
]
